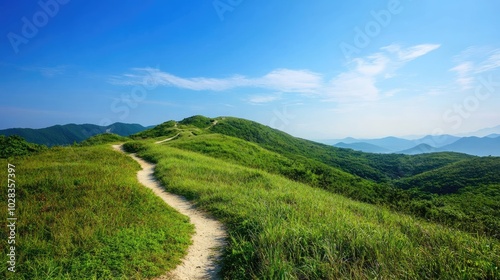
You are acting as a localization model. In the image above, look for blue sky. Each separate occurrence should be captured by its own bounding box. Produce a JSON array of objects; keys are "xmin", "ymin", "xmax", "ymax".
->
[{"xmin": 1, "ymin": 0, "xmax": 499, "ymax": 139}]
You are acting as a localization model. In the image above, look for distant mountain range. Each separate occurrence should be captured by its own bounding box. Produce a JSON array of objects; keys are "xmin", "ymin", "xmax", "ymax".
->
[
  {"xmin": 334, "ymin": 142, "xmax": 392, "ymax": 154},
  {"xmin": 456, "ymin": 124, "xmax": 500, "ymax": 137},
  {"xmin": 319, "ymin": 126, "xmax": 500, "ymax": 156},
  {"xmin": 0, "ymin": 123, "xmax": 150, "ymax": 146}
]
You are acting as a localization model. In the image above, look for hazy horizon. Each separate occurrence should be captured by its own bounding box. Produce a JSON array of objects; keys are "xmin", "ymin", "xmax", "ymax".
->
[
  {"xmin": 1, "ymin": 117, "xmax": 499, "ymax": 141},
  {"xmin": 1, "ymin": 1, "xmax": 499, "ymax": 139}
]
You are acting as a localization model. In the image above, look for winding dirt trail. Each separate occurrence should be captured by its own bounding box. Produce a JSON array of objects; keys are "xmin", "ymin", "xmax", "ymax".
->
[
  {"xmin": 112, "ymin": 144, "xmax": 226, "ymax": 280},
  {"xmin": 155, "ymin": 133, "xmax": 180, "ymax": 144}
]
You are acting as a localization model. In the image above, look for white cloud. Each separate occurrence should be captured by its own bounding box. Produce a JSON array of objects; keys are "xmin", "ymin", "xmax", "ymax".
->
[
  {"xmin": 326, "ymin": 72, "xmax": 380, "ymax": 102},
  {"xmin": 476, "ymin": 49, "xmax": 500, "ymax": 73},
  {"xmin": 257, "ymin": 69, "xmax": 322, "ymax": 93},
  {"xmin": 110, "ymin": 43, "xmax": 439, "ymax": 103},
  {"xmin": 383, "ymin": 44, "xmax": 441, "ymax": 62},
  {"xmin": 323, "ymin": 44, "xmax": 440, "ymax": 102},
  {"xmin": 247, "ymin": 94, "xmax": 281, "ymax": 104},
  {"xmin": 352, "ymin": 53, "xmax": 389, "ymax": 76},
  {"xmin": 450, "ymin": 62, "xmax": 474, "ymax": 89},
  {"xmin": 450, "ymin": 47, "xmax": 500, "ymax": 90},
  {"xmin": 110, "ymin": 67, "xmax": 323, "ymax": 93}
]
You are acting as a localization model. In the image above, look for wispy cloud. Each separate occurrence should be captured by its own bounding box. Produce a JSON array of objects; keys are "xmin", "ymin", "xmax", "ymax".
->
[
  {"xmin": 247, "ymin": 93, "xmax": 281, "ymax": 104},
  {"xmin": 450, "ymin": 62, "xmax": 474, "ymax": 90},
  {"xmin": 450, "ymin": 47, "xmax": 500, "ymax": 90},
  {"xmin": 21, "ymin": 65, "xmax": 67, "ymax": 77},
  {"xmin": 110, "ymin": 43, "xmax": 439, "ymax": 103},
  {"xmin": 110, "ymin": 68, "xmax": 322, "ymax": 93},
  {"xmin": 477, "ymin": 49, "xmax": 500, "ymax": 72},
  {"xmin": 383, "ymin": 44, "xmax": 441, "ymax": 62},
  {"xmin": 323, "ymin": 44, "xmax": 440, "ymax": 102}
]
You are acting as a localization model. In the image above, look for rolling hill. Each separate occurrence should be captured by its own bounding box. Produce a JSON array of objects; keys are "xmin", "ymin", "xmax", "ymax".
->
[
  {"xmin": 0, "ymin": 122, "xmax": 149, "ymax": 146},
  {"xmin": 398, "ymin": 143, "xmax": 438, "ymax": 155},
  {"xmin": 395, "ymin": 156, "xmax": 500, "ymax": 194},
  {"xmin": 2, "ymin": 115, "xmax": 500, "ymax": 279},
  {"xmin": 411, "ymin": 134, "xmax": 460, "ymax": 147}
]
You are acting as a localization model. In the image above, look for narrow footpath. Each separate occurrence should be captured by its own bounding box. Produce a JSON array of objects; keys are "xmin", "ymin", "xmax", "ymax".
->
[{"xmin": 112, "ymin": 144, "xmax": 227, "ymax": 280}]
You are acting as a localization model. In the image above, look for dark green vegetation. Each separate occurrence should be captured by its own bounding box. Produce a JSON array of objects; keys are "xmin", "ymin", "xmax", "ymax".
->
[
  {"xmin": 178, "ymin": 115, "xmax": 215, "ymax": 129},
  {"xmin": 395, "ymin": 157, "xmax": 500, "ymax": 194},
  {"xmin": 78, "ymin": 133, "xmax": 129, "ymax": 146},
  {"xmin": 0, "ymin": 135, "xmax": 47, "ymax": 158},
  {"xmin": 131, "ymin": 120, "xmax": 177, "ymax": 139},
  {"xmin": 0, "ymin": 143, "xmax": 193, "ymax": 279},
  {"xmin": 0, "ymin": 122, "xmax": 148, "ymax": 146},
  {"xmin": 394, "ymin": 157, "xmax": 500, "ymax": 237}
]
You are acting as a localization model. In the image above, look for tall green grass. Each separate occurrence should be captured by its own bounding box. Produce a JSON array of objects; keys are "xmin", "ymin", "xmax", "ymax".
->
[
  {"xmin": 0, "ymin": 144, "xmax": 193, "ymax": 279},
  {"xmin": 138, "ymin": 143, "xmax": 499, "ymax": 279},
  {"xmin": 159, "ymin": 132, "xmax": 500, "ymax": 239}
]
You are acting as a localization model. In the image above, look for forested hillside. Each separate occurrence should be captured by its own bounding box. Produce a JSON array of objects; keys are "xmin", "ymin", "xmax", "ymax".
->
[{"xmin": 0, "ymin": 123, "xmax": 148, "ymax": 146}]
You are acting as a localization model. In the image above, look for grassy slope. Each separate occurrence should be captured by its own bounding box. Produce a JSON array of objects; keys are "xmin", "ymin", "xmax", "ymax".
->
[
  {"xmin": 209, "ymin": 117, "xmax": 473, "ymax": 182},
  {"xmin": 0, "ymin": 144, "xmax": 193, "ymax": 279},
  {"xmin": 166, "ymin": 133, "xmax": 382, "ymax": 202},
  {"xmin": 137, "ymin": 143, "xmax": 500, "ymax": 279},
  {"xmin": 137, "ymin": 116, "xmax": 500, "ymax": 238}
]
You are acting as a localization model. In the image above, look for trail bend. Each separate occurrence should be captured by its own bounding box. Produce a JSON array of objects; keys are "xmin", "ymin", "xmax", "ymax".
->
[{"xmin": 112, "ymin": 144, "xmax": 226, "ymax": 280}]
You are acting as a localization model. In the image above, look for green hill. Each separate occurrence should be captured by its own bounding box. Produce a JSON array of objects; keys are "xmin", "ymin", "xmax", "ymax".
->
[
  {"xmin": 0, "ymin": 122, "xmax": 148, "ymax": 146},
  {"xmin": 392, "ymin": 156, "xmax": 500, "ymax": 237},
  {"xmin": 178, "ymin": 115, "xmax": 215, "ymax": 129},
  {"xmin": 395, "ymin": 157, "xmax": 500, "ymax": 194},
  {"xmin": 78, "ymin": 133, "xmax": 129, "ymax": 146},
  {"xmin": 131, "ymin": 115, "xmax": 499, "ymax": 238},
  {"xmin": 0, "ymin": 143, "xmax": 192, "ymax": 279},
  {"xmin": 0, "ymin": 135, "xmax": 47, "ymax": 158}
]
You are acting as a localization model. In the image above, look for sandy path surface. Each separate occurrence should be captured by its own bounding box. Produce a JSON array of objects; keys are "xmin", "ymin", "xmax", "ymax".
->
[
  {"xmin": 155, "ymin": 133, "xmax": 180, "ymax": 144},
  {"xmin": 112, "ymin": 144, "xmax": 226, "ymax": 280}
]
